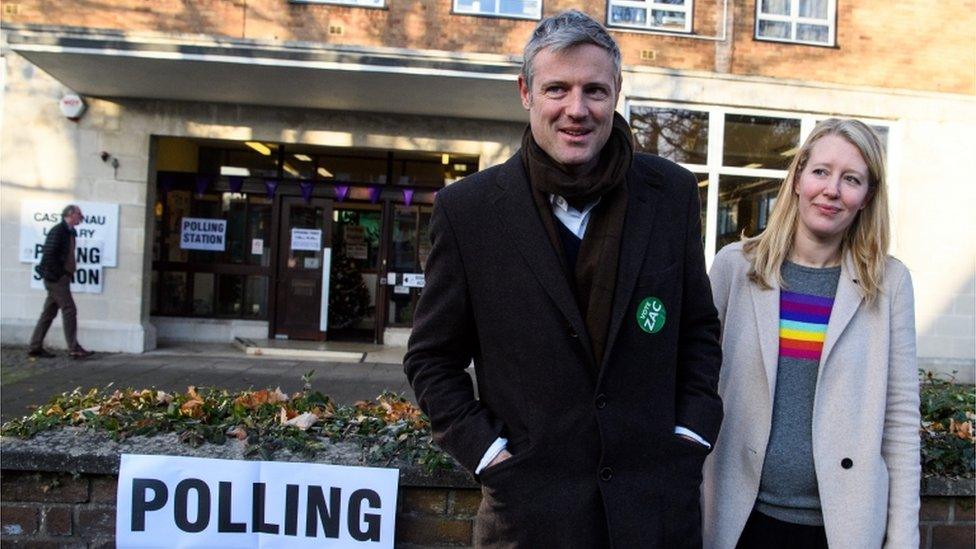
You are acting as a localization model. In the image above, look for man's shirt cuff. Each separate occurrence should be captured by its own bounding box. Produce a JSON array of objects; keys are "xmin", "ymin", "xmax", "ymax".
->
[
  {"xmin": 474, "ymin": 437, "xmax": 508, "ymax": 474},
  {"xmin": 674, "ymin": 426, "xmax": 711, "ymax": 449}
]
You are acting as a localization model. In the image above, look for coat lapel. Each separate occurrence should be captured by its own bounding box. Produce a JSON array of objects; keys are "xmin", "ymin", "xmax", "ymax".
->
[
  {"xmin": 600, "ymin": 170, "xmax": 658, "ymax": 370},
  {"xmin": 491, "ymin": 156, "xmax": 595, "ymax": 363},
  {"xmin": 820, "ymin": 255, "xmax": 863, "ymax": 369},
  {"xmin": 750, "ymin": 280, "xmax": 781, "ymax": 404}
]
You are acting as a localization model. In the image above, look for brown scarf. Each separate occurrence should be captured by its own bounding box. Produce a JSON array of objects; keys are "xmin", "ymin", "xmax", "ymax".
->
[{"xmin": 521, "ymin": 112, "xmax": 634, "ymax": 367}]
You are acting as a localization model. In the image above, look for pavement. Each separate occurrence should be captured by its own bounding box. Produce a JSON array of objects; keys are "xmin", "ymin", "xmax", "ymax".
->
[{"xmin": 0, "ymin": 342, "xmax": 421, "ymax": 424}]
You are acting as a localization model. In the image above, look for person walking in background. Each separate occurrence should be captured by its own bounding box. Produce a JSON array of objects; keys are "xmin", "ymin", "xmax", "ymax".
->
[
  {"xmin": 405, "ymin": 10, "xmax": 722, "ymax": 547},
  {"xmin": 703, "ymin": 119, "xmax": 920, "ymax": 548},
  {"xmin": 28, "ymin": 204, "xmax": 95, "ymax": 360}
]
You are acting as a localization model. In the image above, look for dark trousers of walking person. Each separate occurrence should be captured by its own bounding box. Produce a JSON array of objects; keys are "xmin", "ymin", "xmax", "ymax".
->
[{"xmin": 29, "ymin": 275, "xmax": 80, "ymax": 352}]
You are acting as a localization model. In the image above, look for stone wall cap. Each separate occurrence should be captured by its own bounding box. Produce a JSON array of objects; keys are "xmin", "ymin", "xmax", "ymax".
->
[
  {"xmin": 0, "ymin": 428, "xmax": 477, "ymax": 489},
  {"xmin": 4, "ymin": 429, "xmax": 971, "ymax": 495}
]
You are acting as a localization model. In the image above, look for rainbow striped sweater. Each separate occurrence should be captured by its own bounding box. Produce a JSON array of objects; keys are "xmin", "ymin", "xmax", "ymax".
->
[{"xmin": 779, "ymin": 290, "xmax": 834, "ymax": 362}]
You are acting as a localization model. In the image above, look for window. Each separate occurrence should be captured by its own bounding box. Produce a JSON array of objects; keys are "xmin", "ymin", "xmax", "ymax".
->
[
  {"xmin": 453, "ymin": 0, "xmax": 541, "ymax": 19},
  {"xmin": 628, "ymin": 102, "xmax": 892, "ymax": 265},
  {"xmin": 608, "ymin": 0, "xmax": 694, "ymax": 33},
  {"xmin": 756, "ymin": 0, "xmax": 835, "ymax": 46},
  {"xmin": 152, "ymin": 178, "xmax": 272, "ymax": 319},
  {"xmin": 290, "ymin": 0, "xmax": 384, "ymax": 7}
]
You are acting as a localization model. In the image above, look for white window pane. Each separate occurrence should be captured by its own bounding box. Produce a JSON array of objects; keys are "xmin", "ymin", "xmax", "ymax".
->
[
  {"xmin": 652, "ymin": 10, "xmax": 687, "ymax": 30},
  {"xmin": 611, "ymin": 6, "xmax": 647, "ymax": 25},
  {"xmin": 757, "ymin": 19, "xmax": 791, "ymax": 39},
  {"xmin": 659, "ymin": 0, "xmax": 688, "ymax": 5},
  {"xmin": 631, "ymin": 106, "xmax": 710, "ymax": 164},
  {"xmin": 717, "ymin": 175, "xmax": 781, "ymax": 249},
  {"xmin": 723, "ymin": 114, "xmax": 801, "ymax": 170},
  {"xmin": 761, "ymin": 0, "xmax": 791, "ymax": 16},
  {"xmin": 500, "ymin": 0, "xmax": 536, "ymax": 16},
  {"xmin": 798, "ymin": 0, "xmax": 828, "ymax": 19},
  {"xmin": 796, "ymin": 23, "xmax": 829, "ymax": 43}
]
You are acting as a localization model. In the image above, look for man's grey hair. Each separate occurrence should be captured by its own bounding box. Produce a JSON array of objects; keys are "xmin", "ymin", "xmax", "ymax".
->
[
  {"xmin": 521, "ymin": 10, "xmax": 622, "ymax": 90},
  {"xmin": 62, "ymin": 204, "xmax": 80, "ymax": 218}
]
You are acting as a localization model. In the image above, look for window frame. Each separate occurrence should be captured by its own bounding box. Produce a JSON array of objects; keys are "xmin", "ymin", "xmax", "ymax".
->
[
  {"xmin": 754, "ymin": 0, "xmax": 837, "ymax": 47},
  {"xmin": 625, "ymin": 100, "xmax": 896, "ymax": 268},
  {"xmin": 606, "ymin": 0, "xmax": 695, "ymax": 34},
  {"xmin": 452, "ymin": 0, "xmax": 543, "ymax": 21},
  {"xmin": 289, "ymin": 0, "xmax": 385, "ymax": 8}
]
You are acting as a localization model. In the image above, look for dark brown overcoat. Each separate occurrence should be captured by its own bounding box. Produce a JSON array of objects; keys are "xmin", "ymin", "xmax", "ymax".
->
[{"xmin": 404, "ymin": 152, "xmax": 722, "ymax": 548}]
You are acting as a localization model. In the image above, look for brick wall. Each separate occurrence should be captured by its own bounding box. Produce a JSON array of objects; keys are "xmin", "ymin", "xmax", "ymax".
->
[
  {"xmin": 1, "ymin": 471, "xmax": 116, "ymax": 548},
  {"xmin": 0, "ymin": 469, "xmax": 484, "ymax": 548},
  {"xmin": 920, "ymin": 496, "xmax": 976, "ymax": 549},
  {"xmin": 2, "ymin": 469, "xmax": 973, "ymax": 547},
  {"xmin": 1, "ymin": 0, "xmax": 972, "ymax": 94}
]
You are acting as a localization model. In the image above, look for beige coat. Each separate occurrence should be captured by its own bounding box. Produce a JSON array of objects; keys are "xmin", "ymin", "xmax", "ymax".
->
[{"xmin": 702, "ymin": 241, "xmax": 920, "ymax": 549}]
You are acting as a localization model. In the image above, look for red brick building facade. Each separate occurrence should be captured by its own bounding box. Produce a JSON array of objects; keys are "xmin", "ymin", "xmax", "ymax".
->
[{"xmin": 1, "ymin": 1, "xmax": 973, "ymax": 380}]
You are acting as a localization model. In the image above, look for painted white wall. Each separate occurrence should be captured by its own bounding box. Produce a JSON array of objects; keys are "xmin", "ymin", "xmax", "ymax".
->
[{"xmin": 0, "ymin": 42, "xmax": 523, "ymax": 353}]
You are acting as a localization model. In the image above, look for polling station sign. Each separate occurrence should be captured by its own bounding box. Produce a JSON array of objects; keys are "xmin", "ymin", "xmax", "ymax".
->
[
  {"xmin": 180, "ymin": 218, "xmax": 227, "ymax": 251},
  {"xmin": 116, "ymin": 454, "xmax": 398, "ymax": 548},
  {"xmin": 19, "ymin": 201, "xmax": 119, "ymax": 266}
]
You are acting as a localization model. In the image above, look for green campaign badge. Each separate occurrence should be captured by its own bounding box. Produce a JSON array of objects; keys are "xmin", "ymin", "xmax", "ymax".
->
[{"xmin": 636, "ymin": 296, "xmax": 666, "ymax": 334}]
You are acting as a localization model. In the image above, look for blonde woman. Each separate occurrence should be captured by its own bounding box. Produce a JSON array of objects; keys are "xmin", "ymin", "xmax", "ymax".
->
[{"xmin": 703, "ymin": 119, "xmax": 920, "ymax": 548}]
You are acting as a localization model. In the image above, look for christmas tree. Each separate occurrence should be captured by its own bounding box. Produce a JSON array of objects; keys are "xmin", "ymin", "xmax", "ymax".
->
[{"xmin": 328, "ymin": 250, "xmax": 370, "ymax": 329}]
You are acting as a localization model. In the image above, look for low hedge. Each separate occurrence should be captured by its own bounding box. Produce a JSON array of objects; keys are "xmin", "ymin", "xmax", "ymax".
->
[{"xmin": 2, "ymin": 370, "xmax": 973, "ymax": 478}]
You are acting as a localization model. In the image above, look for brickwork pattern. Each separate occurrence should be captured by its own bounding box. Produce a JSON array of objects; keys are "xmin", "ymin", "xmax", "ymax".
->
[
  {"xmin": 2, "ymin": 470, "xmax": 974, "ymax": 547},
  {"xmin": 0, "ymin": 470, "xmax": 483, "ymax": 547},
  {"xmin": 1, "ymin": 0, "xmax": 972, "ymax": 94},
  {"xmin": 0, "ymin": 471, "xmax": 116, "ymax": 547},
  {"xmin": 919, "ymin": 496, "xmax": 976, "ymax": 549}
]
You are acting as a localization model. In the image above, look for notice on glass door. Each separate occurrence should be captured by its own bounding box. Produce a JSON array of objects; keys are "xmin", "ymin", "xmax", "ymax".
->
[{"xmin": 291, "ymin": 228, "xmax": 322, "ymax": 251}]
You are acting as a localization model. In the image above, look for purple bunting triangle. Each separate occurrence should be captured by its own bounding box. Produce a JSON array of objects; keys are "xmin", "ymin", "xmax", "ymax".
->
[
  {"xmin": 335, "ymin": 185, "xmax": 349, "ymax": 203},
  {"xmin": 195, "ymin": 175, "xmax": 211, "ymax": 196},
  {"xmin": 402, "ymin": 189, "xmax": 414, "ymax": 206},
  {"xmin": 264, "ymin": 179, "xmax": 279, "ymax": 200},
  {"xmin": 228, "ymin": 176, "xmax": 244, "ymax": 193},
  {"xmin": 368, "ymin": 186, "xmax": 381, "ymax": 204},
  {"xmin": 300, "ymin": 180, "xmax": 314, "ymax": 203}
]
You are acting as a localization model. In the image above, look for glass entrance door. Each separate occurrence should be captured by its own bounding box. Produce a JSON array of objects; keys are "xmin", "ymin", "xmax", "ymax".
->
[
  {"xmin": 383, "ymin": 204, "xmax": 433, "ymax": 329},
  {"xmin": 328, "ymin": 205, "xmax": 382, "ymax": 342},
  {"xmin": 272, "ymin": 196, "xmax": 333, "ymax": 340}
]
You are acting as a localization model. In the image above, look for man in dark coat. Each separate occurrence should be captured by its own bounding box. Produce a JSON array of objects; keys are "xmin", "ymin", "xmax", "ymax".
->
[
  {"xmin": 28, "ymin": 204, "xmax": 94, "ymax": 359},
  {"xmin": 404, "ymin": 10, "xmax": 722, "ymax": 547}
]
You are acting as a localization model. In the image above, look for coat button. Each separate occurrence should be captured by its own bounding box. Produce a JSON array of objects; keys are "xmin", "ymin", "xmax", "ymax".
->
[
  {"xmin": 567, "ymin": 327, "xmax": 579, "ymax": 338},
  {"xmin": 595, "ymin": 394, "xmax": 607, "ymax": 409},
  {"xmin": 599, "ymin": 467, "xmax": 613, "ymax": 482},
  {"xmin": 841, "ymin": 458, "xmax": 853, "ymax": 469}
]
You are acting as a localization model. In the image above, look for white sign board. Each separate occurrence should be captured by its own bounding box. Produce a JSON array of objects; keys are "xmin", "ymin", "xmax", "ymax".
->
[
  {"xmin": 180, "ymin": 218, "xmax": 226, "ymax": 251},
  {"xmin": 291, "ymin": 229, "xmax": 322, "ymax": 252},
  {"xmin": 30, "ymin": 240, "xmax": 105, "ymax": 294},
  {"xmin": 402, "ymin": 274, "xmax": 425, "ymax": 289},
  {"xmin": 251, "ymin": 238, "xmax": 264, "ymax": 255},
  {"xmin": 20, "ymin": 201, "xmax": 119, "ymax": 267},
  {"xmin": 116, "ymin": 454, "xmax": 398, "ymax": 548}
]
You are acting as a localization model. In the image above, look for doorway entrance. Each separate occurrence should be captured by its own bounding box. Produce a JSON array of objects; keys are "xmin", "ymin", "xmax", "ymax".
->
[
  {"xmin": 151, "ymin": 136, "xmax": 480, "ymax": 344},
  {"xmin": 328, "ymin": 204, "xmax": 382, "ymax": 342},
  {"xmin": 272, "ymin": 196, "xmax": 333, "ymax": 340}
]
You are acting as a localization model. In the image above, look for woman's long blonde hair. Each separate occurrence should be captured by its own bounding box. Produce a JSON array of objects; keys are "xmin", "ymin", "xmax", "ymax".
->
[{"xmin": 743, "ymin": 118, "xmax": 890, "ymax": 302}]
